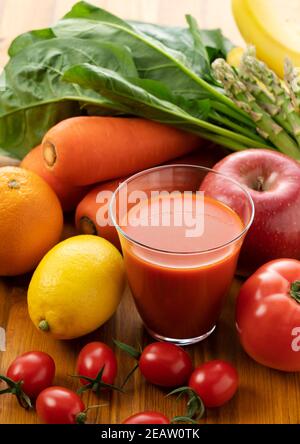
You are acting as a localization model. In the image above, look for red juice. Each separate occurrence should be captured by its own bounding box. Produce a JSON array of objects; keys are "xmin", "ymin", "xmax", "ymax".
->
[{"xmin": 121, "ymin": 193, "xmax": 244, "ymax": 340}]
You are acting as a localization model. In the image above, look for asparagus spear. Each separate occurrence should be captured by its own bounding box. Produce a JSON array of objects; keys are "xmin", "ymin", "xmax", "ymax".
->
[
  {"xmin": 241, "ymin": 52, "xmax": 300, "ymax": 147},
  {"xmin": 284, "ymin": 58, "xmax": 300, "ymax": 112},
  {"xmin": 239, "ymin": 49, "xmax": 293, "ymax": 135},
  {"xmin": 212, "ymin": 58, "xmax": 300, "ymax": 158}
]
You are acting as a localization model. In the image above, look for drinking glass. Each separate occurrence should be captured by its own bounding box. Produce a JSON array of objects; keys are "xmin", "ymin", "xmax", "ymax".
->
[{"xmin": 110, "ymin": 165, "xmax": 254, "ymax": 345}]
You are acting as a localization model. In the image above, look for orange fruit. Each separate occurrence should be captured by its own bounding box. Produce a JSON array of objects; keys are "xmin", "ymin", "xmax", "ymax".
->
[{"xmin": 0, "ymin": 166, "xmax": 63, "ymax": 276}]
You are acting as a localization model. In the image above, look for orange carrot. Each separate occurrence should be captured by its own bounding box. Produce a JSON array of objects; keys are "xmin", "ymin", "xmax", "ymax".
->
[
  {"xmin": 21, "ymin": 146, "xmax": 89, "ymax": 212},
  {"xmin": 75, "ymin": 147, "xmax": 224, "ymax": 249},
  {"xmin": 75, "ymin": 179, "xmax": 123, "ymax": 250},
  {"xmin": 42, "ymin": 117, "xmax": 203, "ymax": 186}
]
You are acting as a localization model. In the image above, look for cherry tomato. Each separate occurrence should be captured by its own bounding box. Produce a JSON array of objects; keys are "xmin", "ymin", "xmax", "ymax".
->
[
  {"xmin": 5, "ymin": 351, "xmax": 55, "ymax": 400},
  {"xmin": 236, "ymin": 259, "xmax": 300, "ymax": 371},
  {"xmin": 36, "ymin": 387, "xmax": 86, "ymax": 424},
  {"xmin": 123, "ymin": 411, "xmax": 170, "ymax": 424},
  {"xmin": 189, "ymin": 360, "xmax": 238, "ymax": 408},
  {"xmin": 139, "ymin": 342, "xmax": 193, "ymax": 387},
  {"xmin": 76, "ymin": 342, "xmax": 117, "ymax": 391}
]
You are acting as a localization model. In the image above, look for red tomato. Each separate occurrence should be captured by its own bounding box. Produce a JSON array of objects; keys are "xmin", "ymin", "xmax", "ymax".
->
[
  {"xmin": 189, "ymin": 360, "xmax": 238, "ymax": 408},
  {"xmin": 76, "ymin": 342, "xmax": 117, "ymax": 388},
  {"xmin": 123, "ymin": 411, "xmax": 170, "ymax": 424},
  {"xmin": 6, "ymin": 351, "xmax": 55, "ymax": 399},
  {"xmin": 139, "ymin": 342, "xmax": 193, "ymax": 387},
  {"xmin": 36, "ymin": 387, "xmax": 86, "ymax": 424},
  {"xmin": 236, "ymin": 259, "xmax": 300, "ymax": 371}
]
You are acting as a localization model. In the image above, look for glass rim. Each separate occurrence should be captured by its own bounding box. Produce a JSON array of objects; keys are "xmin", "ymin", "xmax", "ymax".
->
[{"xmin": 109, "ymin": 164, "xmax": 255, "ymax": 256}]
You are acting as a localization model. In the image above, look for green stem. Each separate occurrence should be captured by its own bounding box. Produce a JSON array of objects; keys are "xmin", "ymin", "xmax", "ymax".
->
[
  {"xmin": 212, "ymin": 59, "xmax": 300, "ymax": 158},
  {"xmin": 190, "ymin": 130, "xmax": 270, "ymax": 151},
  {"xmin": 38, "ymin": 320, "xmax": 49, "ymax": 332},
  {"xmin": 180, "ymin": 113, "xmax": 270, "ymax": 147},
  {"xmin": 242, "ymin": 54, "xmax": 300, "ymax": 149},
  {"xmin": 76, "ymin": 412, "xmax": 87, "ymax": 424},
  {"xmin": 113, "ymin": 339, "xmax": 141, "ymax": 360},
  {"xmin": 72, "ymin": 367, "xmax": 124, "ymax": 396},
  {"xmin": 64, "ymin": 63, "xmax": 272, "ymax": 151},
  {"xmin": 168, "ymin": 386, "xmax": 205, "ymax": 422},
  {"xmin": 0, "ymin": 388, "xmax": 13, "ymax": 395},
  {"xmin": 211, "ymin": 100, "xmax": 256, "ymax": 128},
  {"xmin": 121, "ymin": 363, "xmax": 139, "ymax": 389},
  {"xmin": 209, "ymin": 110, "xmax": 265, "ymax": 142},
  {"xmin": 97, "ymin": 20, "xmax": 243, "ymax": 116},
  {"xmin": 290, "ymin": 281, "xmax": 300, "ymax": 303},
  {"xmin": 0, "ymin": 376, "xmax": 32, "ymax": 409}
]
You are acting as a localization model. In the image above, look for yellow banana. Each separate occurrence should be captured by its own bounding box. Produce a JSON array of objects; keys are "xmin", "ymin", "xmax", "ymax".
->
[
  {"xmin": 227, "ymin": 47, "xmax": 244, "ymax": 68},
  {"xmin": 232, "ymin": 0, "xmax": 300, "ymax": 77}
]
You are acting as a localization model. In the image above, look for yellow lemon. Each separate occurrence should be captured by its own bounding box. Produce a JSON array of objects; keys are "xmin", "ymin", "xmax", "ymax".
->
[{"xmin": 28, "ymin": 235, "xmax": 125, "ymax": 339}]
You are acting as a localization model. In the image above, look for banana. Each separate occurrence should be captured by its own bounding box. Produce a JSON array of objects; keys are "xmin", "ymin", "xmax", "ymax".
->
[
  {"xmin": 232, "ymin": 0, "xmax": 300, "ymax": 77},
  {"xmin": 227, "ymin": 47, "xmax": 245, "ymax": 68}
]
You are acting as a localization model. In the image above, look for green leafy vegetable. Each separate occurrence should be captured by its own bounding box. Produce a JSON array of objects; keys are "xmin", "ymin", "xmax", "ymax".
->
[
  {"xmin": 9, "ymin": 2, "xmax": 236, "ymax": 103},
  {"xmin": 1, "ymin": 38, "xmax": 136, "ymax": 157},
  {"xmin": 63, "ymin": 63, "xmax": 270, "ymax": 149},
  {"xmin": 1, "ymin": 1, "xmax": 274, "ymax": 159},
  {"xmin": 8, "ymin": 28, "xmax": 56, "ymax": 58},
  {"xmin": 185, "ymin": 14, "xmax": 211, "ymax": 81},
  {"xmin": 130, "ymin": 22, "xmax": 233, "ymax": 64}
]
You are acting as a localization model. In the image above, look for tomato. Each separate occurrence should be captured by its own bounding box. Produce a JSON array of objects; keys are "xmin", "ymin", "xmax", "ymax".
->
[
  {"xmin": 0, "ymin": 351, "xmax": 55, "ymax": 408},
  {"xmin": 139, "ymin": 342, "xmax": 193, "ymax": 387},
  {"xmin": 36, "ymin": 387, "xmax": 86, "ymax": 424},
  {"xmin": 236, "ymin": 259, "xmax": 300, "ymax": 371},
  {"xmin": 6, "ymin": 351, "xmax": 55, "ymax": 398},
  {"xmin": 76, "ymin": 342, "xmax": 117, "ymax": 393},
  {"xmin": 189, "ymin": 360, "xmax": 238, "ymax": 408},
  {"xmin": 123, "ymin": 411, "xmax": 170, "ymax": 424}
]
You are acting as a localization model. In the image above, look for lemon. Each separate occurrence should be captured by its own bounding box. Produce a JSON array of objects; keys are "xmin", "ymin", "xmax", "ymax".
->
[{"xmin": 28, "ymin": 235, "xmax": 125, "ymax": 340}]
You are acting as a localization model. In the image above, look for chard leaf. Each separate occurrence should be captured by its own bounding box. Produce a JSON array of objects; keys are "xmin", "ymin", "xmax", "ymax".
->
[
  {"xmin": 185, "ymin": 14, "xmax": 211, "ymax": 79},
  {"xmin": 0, "ymin": 38, "xmax": 137, "ymax": 158},
  {"xmin": 8, "ymin": 2, "xmax": 233, "ymax": 101},
  {"xmin": 130, "ymin": 22, "xmax": 233, "ymax": 63},
  {"xmin": 51, "ymin": 21, "xmax": 206, "ymax": 99},
  {"xmin": 8, "ymin": 28, "xmax": 56, "ymax": 57},
  {"xmin": 64, "ymin": 1, "xmax": 234, "ymax": 60},
  {"xmin": 200, "ymin": 29, "xmax": 234, "ymax": 61},
  {"xmin": 63, "ymin": 64, "xmax": 196, "ymax": 126},
  {"xmin": 63, "ymin": 63, "xmax": 264, "ymax": 148},
  {"xmin": 9, "ymin": 20, "xmax": 233, "ymax": 68}
]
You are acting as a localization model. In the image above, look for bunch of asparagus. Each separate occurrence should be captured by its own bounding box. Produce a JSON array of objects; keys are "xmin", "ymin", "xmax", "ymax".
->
[{"xmin": 212, "ymin": 47, "xmax": 300, "ymax": 159}]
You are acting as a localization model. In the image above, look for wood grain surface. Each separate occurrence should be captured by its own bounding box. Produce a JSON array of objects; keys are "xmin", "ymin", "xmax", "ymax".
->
[
  {"xmin": 1, "ymin": 275, "xmax": 300, "ymax": 424},
  {"xmin": 0, "ymin": 0, "xmax": 300, "ymax": 425}
]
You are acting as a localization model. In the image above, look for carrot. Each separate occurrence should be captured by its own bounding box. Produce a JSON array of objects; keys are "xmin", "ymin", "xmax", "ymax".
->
[
  {"xmin": 75, "ymin": 179, "xmax": 123, "ymax": 250},
  {"xmin": 75, "ymin": 146, "xmax": 225, "ymax": 249},
  {"xmin": 21, "ymin": 146, "xmax": 89, "ymax": 212},
  {"xmin": 42, "ymin": 117, "xmax": 203, "ymax": 186}
]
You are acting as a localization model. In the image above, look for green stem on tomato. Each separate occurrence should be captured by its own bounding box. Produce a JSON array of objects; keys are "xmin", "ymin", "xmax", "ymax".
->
[
  {"xmin": 167, "ymin": 386, "xmax": 205, "ymax": 423},
  {"xmin": 290, "ymin": 281, "xmax": 300, "ymax": 303},
  {"xmin": 0, "ymin": 375, "xmax": 32, "ymax": 409},
  {"xmin": 71, "ymin": 367, "xmax": 124, "ymax": 396}
]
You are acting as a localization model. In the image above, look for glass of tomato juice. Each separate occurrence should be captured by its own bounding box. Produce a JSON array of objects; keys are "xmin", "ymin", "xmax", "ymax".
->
[{"xmin": 110, "ymin": 165, "xmax": 254, "ymax": 345}]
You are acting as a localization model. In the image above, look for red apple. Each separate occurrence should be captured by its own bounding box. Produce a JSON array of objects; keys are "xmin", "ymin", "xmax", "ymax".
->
[{"xmin": 200, "ymin": 149, "xmax": 300, "ymax": 275}]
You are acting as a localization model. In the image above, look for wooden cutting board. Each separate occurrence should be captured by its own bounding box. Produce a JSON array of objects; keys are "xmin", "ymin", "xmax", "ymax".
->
[{"xmin": 0, "ymin": 147, "xmax": 300, "ymax": 424}]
